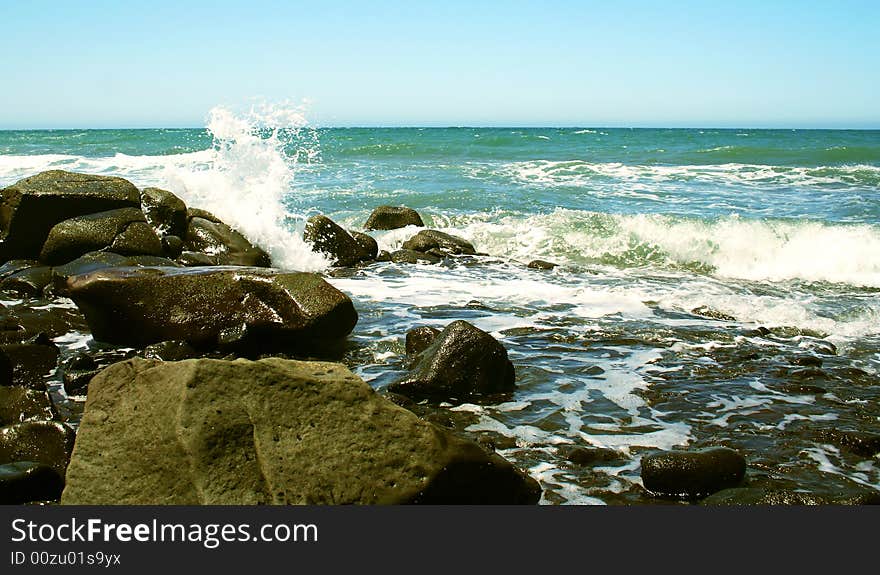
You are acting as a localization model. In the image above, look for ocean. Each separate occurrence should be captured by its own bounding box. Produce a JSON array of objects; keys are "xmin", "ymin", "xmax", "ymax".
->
[{"xmin": 1, "ymin": 107, "xmax": 879, "ymax": 504}]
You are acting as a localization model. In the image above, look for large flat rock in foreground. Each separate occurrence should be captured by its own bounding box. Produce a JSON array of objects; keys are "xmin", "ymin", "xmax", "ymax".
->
[
  {"xmin": 61, "ymin": 358, "xmax": 541, "ymax": 504},
  {"xmin": 66, "ymin": 266, "xmax": 358, "ymax": 351}
]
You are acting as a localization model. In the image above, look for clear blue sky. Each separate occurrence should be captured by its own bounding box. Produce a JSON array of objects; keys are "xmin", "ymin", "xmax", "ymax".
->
[{"xmin": 1, "ymin": 0, "xmax": 878, "ymax": 128}]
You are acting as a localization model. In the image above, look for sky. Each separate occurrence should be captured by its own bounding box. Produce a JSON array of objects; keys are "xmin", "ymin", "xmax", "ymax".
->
[{"xmin": 1, "ymin": 0, "xmax": 878, "ymax": 129}]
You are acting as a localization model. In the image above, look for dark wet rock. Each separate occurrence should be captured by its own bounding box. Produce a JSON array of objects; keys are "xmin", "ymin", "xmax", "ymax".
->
[
  {"xmin": 746, "ymin": 326, "xmax": 772, "ymax": 337},
  {"xmin": 143, "ymin": 340, "xmax": 200, "ymax": 361},
  {"xmin": 0, "ymin": 386, "xmax": 55, "ymax": 425},
  {"xmin": 787, "ymin": 367, "xmax": 833, "ymax": 381},
  {"xmin": 141, "ymin": 187, "xmax": 187, "ymax": 237},
  {"xmin": 815, "ymin": 429, "xmax": 880, "ymax": 458},
  {"xmin": 0, "ymin": 461, "xmax": 65, "ymax": 504},
  {"xmin": 375, "ymin": 250, "xmax": 392, "ymax": 262},
  {"xmin": 51, "ymin": 251, "xmax": 181, "ymax": 294},
  {"xmin": 805, "ymin": 340, "xmax": 837, "ymax": 355},
  {"xmin": 790, "ymin": 355, "xmax": 823, "ymax": 368},
  {"xmin": 176, "ymin": 251, "xmax": 217, "ymax": 266},
  {"xmin": 186, "ymin": 207, "xmax": 220, "ymax": 222},
  {"xmin": 641, "ymin": 447, "xmax": 746, "ymax": 499},
  {"xmin": 0, "ymin": 349, "xmax": 11, "ymax": 386},
  {"xmin": 565, "ymin": 446, "xmax": 624, "ymax": 467},
  {"xmin": 390, "ymin": 249, "xmax": 441, "ymax": 264},
  {"xmin": 60, "ymin": 352, "xmax": 99, "ymax": 396},
  {"xmin": 0, "ymin": 342, "xmax": 59, "ymax": 391},
  {"xmin": 62, "ymin": 357, "xmax": 541, "ymax": 504},
  {"xmin": 0, "ymin": 265, "xmax": 52, "ymax": 296},
  {"xmin": 702, "ymin": 487, "xmax": 880, "ymax": 506},
  {"xmin": 184, "ymin": 217, "xmax": 271, "ymax": 267},
  {"xmin": 0, "ymin": 259, "xmax": 40, "ymax": 280},
  {"xmin": 0, "ymin": 170, "xmax": 141, "ymax": 262},
  {"xmin": 39, "ymin": 207, "xmax": 163, "ymax": 265},
  {"xmin": 350, "ymin": 231, "xmax": 379, "ymax": 261},
  {"xmin": 66, "ymin": 266, "xmax": 358, "ymax": 352},
  {"xmin": 691, "ymin": 306, "xmax": 736, "ymax": 322},
  {"xmin": 527, "ymin": 260, "xmax": 558, "ymax": 270},
  {"xmin": 365, "ymin": 206, "xmax": 425, "ymax": 230},
  {"xmin": 402, "ymin": 229, "xmax": 476, "ymax": 256},
  {"xmin": 405, "ymin": 326, "xmax": 440, "ymax": 355},
  {"xmin": 0, "ymin": 420, "xmax": 76, "ymax": 475},
  {"xmin": 777, "ymin": 382, "xmax": 827, "ymax": 395},
  {"xmin": 161, "ymin": 234, "xmax": 184, "ymax": 258},
  {"xmin": 303, "ymin": 215, "xmax": 371, "ymax": 267},
  {"xmin": 389, "ymin": 320, "xmax": 516, "ymax": 402}
]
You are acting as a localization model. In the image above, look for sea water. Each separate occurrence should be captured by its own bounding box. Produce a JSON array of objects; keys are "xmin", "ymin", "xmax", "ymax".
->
[{"xmin": 1, "ymin": 106, "xmax": 878, "ymax": 503}]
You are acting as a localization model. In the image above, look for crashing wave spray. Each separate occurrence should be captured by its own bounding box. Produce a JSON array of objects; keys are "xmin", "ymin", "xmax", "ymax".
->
[{"xmin": 163, "ymin": 102, "xmax": 330, "ymax": 271}]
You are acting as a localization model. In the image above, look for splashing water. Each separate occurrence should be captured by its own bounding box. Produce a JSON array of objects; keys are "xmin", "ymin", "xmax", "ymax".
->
[{"xmin": 163, "ymin": 102, "xmax": 329, "ymax": 271}]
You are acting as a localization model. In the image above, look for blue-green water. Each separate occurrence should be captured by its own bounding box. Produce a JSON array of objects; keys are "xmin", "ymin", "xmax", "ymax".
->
[{"xmin": 2, "ymin": 117, "xmax": 879, "ymax": 503}]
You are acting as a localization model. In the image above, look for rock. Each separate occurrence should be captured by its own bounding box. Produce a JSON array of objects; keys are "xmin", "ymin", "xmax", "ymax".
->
[
  {"xmin": 0, "ymin": 170, "xmax": 141, "ymax": 262},
  {"xmin": 143, "ymin": 340, "xmax": 200, "ymax": 361},
  {"xmin": 184, "ymin": 217, "xmax": 271, "ymax": 267},
  {"xmin": 50, "ymin": 251, "xmax": 181, "ymax": 295},
  {"xmin": 176, "ymin": 251, "xmax": 217, "ymax": 266},
  {"xmin": 303, "ymin": 215, "xmax": 371, "ymax": 267},
  {"xmin": 1, "ymin": 342, "xmax": 59, "ymax": 391},
  {"xmin": 161, "ymin": 235, "xmax": 184, "ymax": 258},
  {"xmin": 0, "ymin": 386, "xmax": 55, "ymax": 426},
  {"xmin": 376, "ymin": 250, "xmax": 392, "ymax": 262},
  {"xmin": 141, "ymin": 187, "xmax": 187, "ymax": 237},
  {"xmin": 389, "ymin": 320, "xmax": 516, "ymax": 402},
  {"xmin": 565, "ymin": 446, "xmax": 623, "ymax": 466},
  {"xmin": 0, "ymin": 265, "xmax": 52, "ymax": 296},
  {"xmin": 186, "ymin": 207, "xmax": 219, "ymax": 222},
  {"xmin": 0, "ymin": 420, "xmax": 76, "ymax": 475},
  {"xmin": 365, "ymin": 206, "xmax": 425, "ymax": 230},
  {"xmin": 39, "ymin": 207, "xmax": 163, "ymax": 265},
  {"xmin": 405, "ymin": 326, "xmax": 440, "ymax": 355},
  {"xmin": 702, "ymin": 487, "xmax": 880, "ymax": 506},
  {"xmin": 60, "ymin": 352, "xmax": 99, "ymax": 396},
  {"xmin": 527, "ymin": 260, "xmax": 557, "ymax": 270},
  {"xmin": 815, "ymin": 429, "xmax": 880, "ymax": 458},
  {"xmin": 0, "ymin": 349, "xmax": 11, "ymax": 386},
  {"xmin": 62, "ymin": 357, "xmax": 541, "ymax": 504},
  {"xmin": 390, "ymin": 249, "xmax": 441, "ymax": 264},
  {"xmin": 0, "ymin": 259, "xmax": 40, "ymax": 280},
  {"xmin": 402, "ymin": 230, "xmax": 476, "ymax": 256},
  {"xmin": 350, "ymin": 231, "xmax": 379, "ymax": 261},
  {"xmin": 691, "ymin": 306, "xmax": 737, "ymax": 321},
  {"xmin": 66, "ymin": 266, "xmax": 358, "ymax": 352},
  {"xmin": 0, "ymin": 461, "xmax": 65, "ymax": 504},
  {"xmin": 790, "ymin": 355, "xmax": 823, "ymax": 368},
  {"xmin": 641, "ymin": 447, "xmax": 746, "ymax": 499}
]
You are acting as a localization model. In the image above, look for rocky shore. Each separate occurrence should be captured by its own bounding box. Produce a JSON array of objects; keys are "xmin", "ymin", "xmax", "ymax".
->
[{"xmin": 1, "ymin": 170, "xmax": 876, "ymax": 505}]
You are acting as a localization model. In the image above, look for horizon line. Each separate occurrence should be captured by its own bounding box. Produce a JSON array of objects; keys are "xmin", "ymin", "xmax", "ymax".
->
[{"xmin": 1, "ymin": 124, "xmax": 880, "ymax": 131}]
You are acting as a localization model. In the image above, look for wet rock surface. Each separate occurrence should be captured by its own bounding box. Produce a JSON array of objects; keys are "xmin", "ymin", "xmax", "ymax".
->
[
  {"xmin": 0, "ymin": 461, "xmax": 65, "ymax": 504},
  {"xmin": 641, "ymin": 447, "xmax": 747, "ymax": 499},
  {"xmin": 183, "ymin": 216, "xmax": 271, "ymax": 267},
  {"xmin": 365, "ymin": 206, "xmax": 424, "ymax": 230},
  {"xmin": 303, "ymin": 215, "xmax": 372, "ymax": 266},
  {"xmin": 62, "ymin": 358, "xmax": 541, "ymax": 505},
  {"xmin": 402, "ymin": 229, "xmax": 476, "ymax": 256}
]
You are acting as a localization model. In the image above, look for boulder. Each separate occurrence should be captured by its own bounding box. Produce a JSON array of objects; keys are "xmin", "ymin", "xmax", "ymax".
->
[
  {"xmin": 641, "ymin": 447, "xmax": 746, "ymax": 499},
  {"xmin": 141, "ymin": 187, "xmax": 187, "ymax": 237},
  {"xmin": 350, "ymin": 231, "xmax": 379, "ymax": 261},
  {"xmin": 0, "ymin": 170, "xmax": 141, "ymax": 262},
  {"xmin": 0, "ymin": 265, "xmax": 52, "ymax": 296},
  {"xmin": 365, "ymin": 206, "xmax": 425, "ymax": 230},
  {"xmin": 61, "ymin": 357, "xmax": 542, "ymax": 504},
  {"xmin": 1, "ymin": 341, "xmax": 59, "ymax": 391},
  {"xmin": 565, "ymin": 446, "xmax": 624, "ymax": 467},
  {"xmin": 39, "ymin": 207, "xmax": 163, "ymax": 265},
  {"xmin": 389, "ymin": 320, "xmax": 516, "ymax": 402},
  {"xmin": 390, "ymin": 249, "xmax": 441, "ymax": 264},
  {"xmin": 0, "ymin": 461, "xmax": 65, "ymax": 504},
  {"xmin": 50, "ymin": 251, "xmax": 181, "ymax": 295},
  {"xmin": 184, "ymin": 217, "xmax": 271, "ymax": 267},
  {"xmin": 65, "ymin": 266, "xmax": 358, "ymax": 352},
  {"xmin": 0, "ymin": 259, "xmax": 40, "ymax": 280},
  {"xmin": 0, "ymin": 420, "xmax": 76, "ymax": 475},
  {"xmin": 161, "ymin": 235, "xmax": 184, "ymax": 258},
  {"xmin": 527, "ymin": 260, "xmax": 558, "ymax": 270},
  {"xmin": 402, "ymin": 230, "xmax": 476, "ymax": 256},
  {"xmin": 0, "ymin": 386, "xmax": 55, "ymax": 426},
  {"xmin": 303, "ymin": 215, "xmax": 371, "ymax": 267},
  {"xmin": 405, "ymin": 326, "xmax": 440, "ymax": 355}
]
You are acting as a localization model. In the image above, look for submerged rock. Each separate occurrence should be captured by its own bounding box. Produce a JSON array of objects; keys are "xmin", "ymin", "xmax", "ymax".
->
[
  {"xmin": 365, "ymin": 206, "xmax": 425, "ymax": 230},
  {"xmin": 303, "ymin": 215, "xmax": 371, "ymax": 267},
  {"xmin": 0, "ymin": 461, "xmax": 65, "ymax": 504},
  {"xmin": 183, "ymin": 216, "xmax": 271, "ymax": 267},
  {"xmin": 405, "ymin": 326, "xmax": 440, "ymax": 355},
  {"xmin": 39, "ymin": 207, "xmax": 163, "ymax": 265},
  {"xmin": 641, "ymin": 447, "xmax": 746, "ymax": 499},
  {"xmin": 702, "ymin": 487, "xmax": 880, "ymax": 506},
  {"xmin": 0, "ymin": 170, "xmax": 140, "ymax": 262},
  {"xmin": 565, "ymin": 446, "xmax": 624, "ymax": 467},
  {"xmin": 0, "ymin": 265, "xmax": 52, "ymax": 296},
  {"xmin": 65, "ymin": 266, "xmax": 358, "ymax": 352},
  {"xmin": 402, "ymin": 229, "xmax": 476, "ymax": 256},
  {"xmin": 814, "ymin": 429, "xmax": 880, "ymax": 458},
  {"xmin": 61, "ymin": 357, "xmax": 541, "ymax": 504},
  {"xmin": 141, "ymin": 187, "xmax": 187, "ymax": 237},
  {"xmin": 0, "ymin": 420, "xmax": 76, "ymax": 476},
  {"xmin": 527, "ymin": 260, "xmax": 557, "ymax": 270},
  {"xmin": 389, "ymin": 320, "xmax": 516, "ymax": 402}
]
